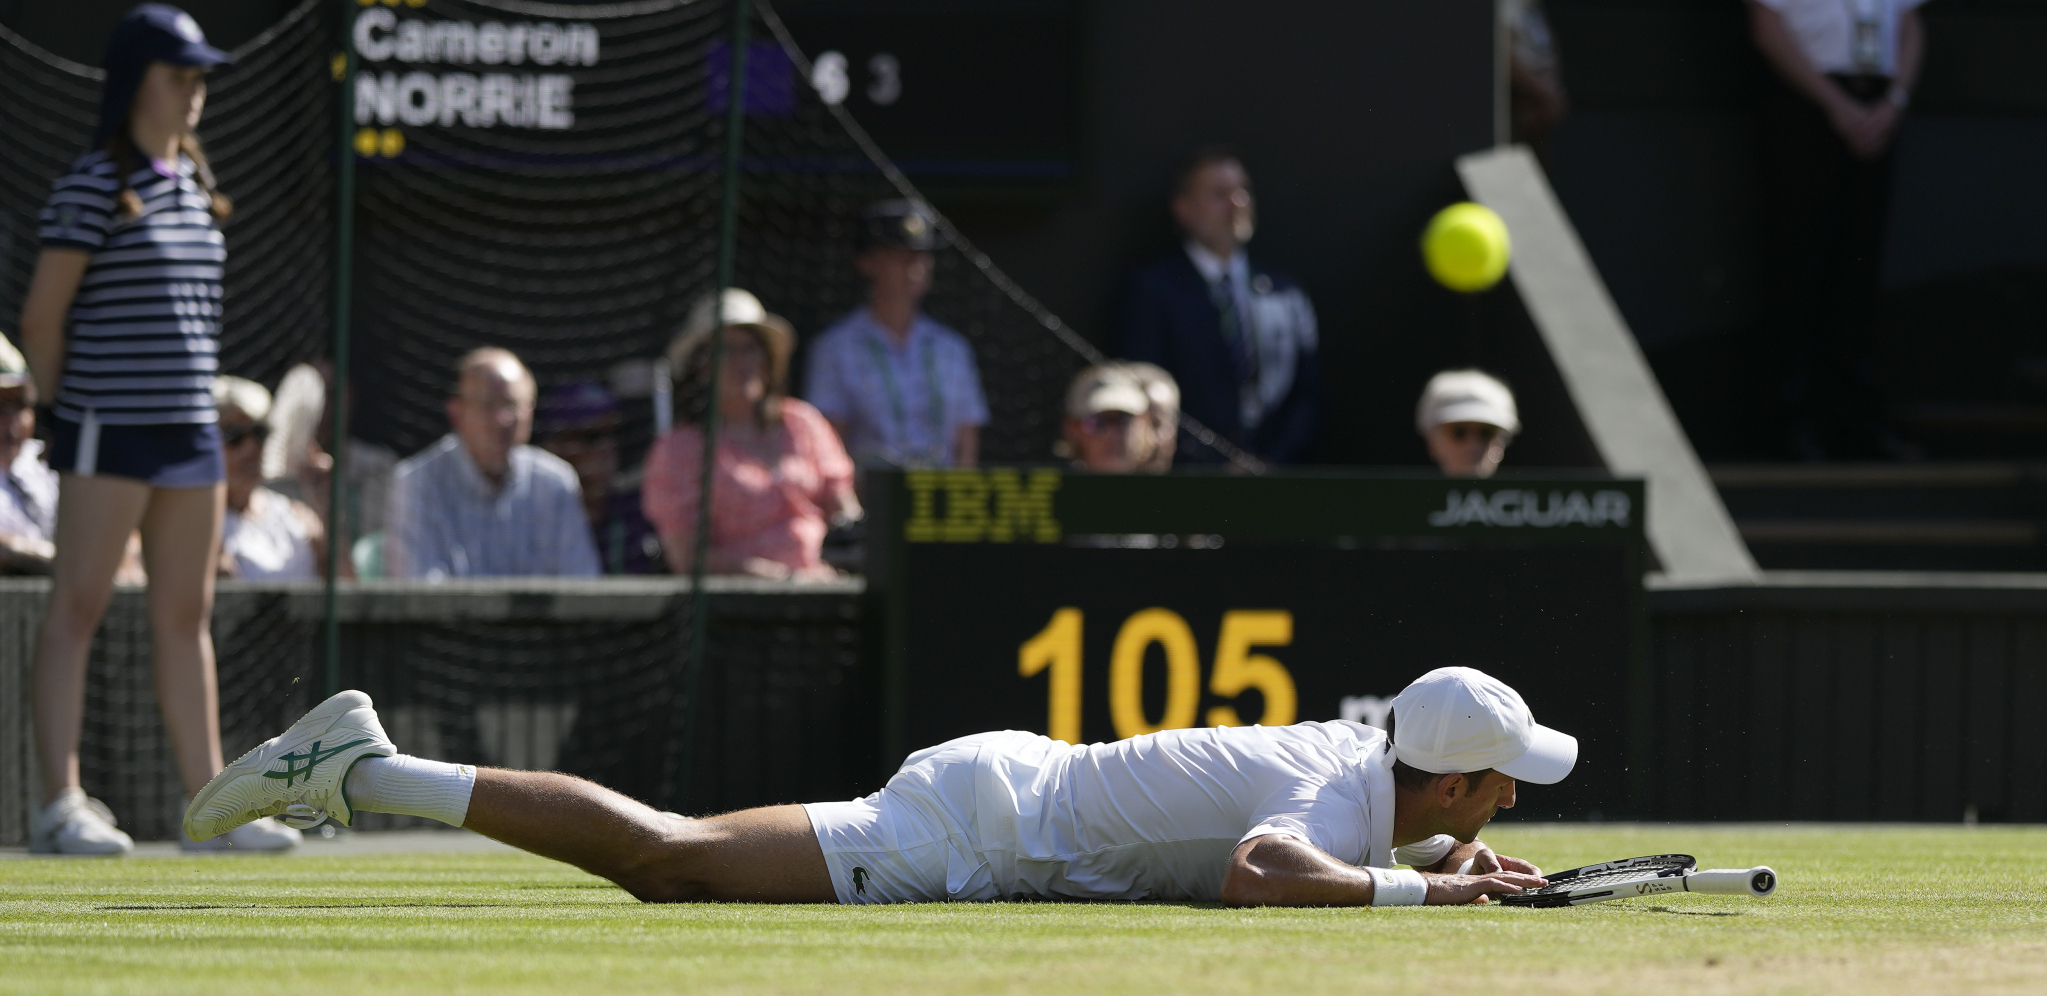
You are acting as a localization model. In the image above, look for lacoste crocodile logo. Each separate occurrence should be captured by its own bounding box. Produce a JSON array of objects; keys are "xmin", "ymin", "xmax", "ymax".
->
[{"xmin": 852, "ymin": 866, "xmax": 868, "ymax": 896}]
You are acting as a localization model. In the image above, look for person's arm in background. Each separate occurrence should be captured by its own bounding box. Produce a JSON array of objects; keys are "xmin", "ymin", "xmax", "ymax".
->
[
  {"xmin": 383, "ymin": 463, "xmax": 423, "ymax": 578},
  {"xmin": 1748, "ymin": 0, "xmax": 1915, "ymax": 159},
  {"xmin": 800, "ymin": 336, "xmax": 857, "ymax": 460},
  {"xmin": 952, "ymin": 338, "xmax": 989, "ymax": 469},
  {"xmin": 290, "ymin": 495, "xmax": 353, "ymax": 579},
  {"xmin": 952, "ymin": 425, "xmax": 978, "ymax": 468},
  {"xmin": 19, "ymin": 249, "xmax": 89, "ymax": 401},
  {"xmin": 553, "ymin": 471, "xmax": 602, "ymax": 577},
  {"xmin": 0, "ymin": 530, "xmax": 56, "ymax": 573},
  {"xmin": 799, "ymin": 402, "xmax": 861, "ymax": 528},
  {"xmin": 1873, "ymin": 6, "xmax": 1926, "ymax": 155}
]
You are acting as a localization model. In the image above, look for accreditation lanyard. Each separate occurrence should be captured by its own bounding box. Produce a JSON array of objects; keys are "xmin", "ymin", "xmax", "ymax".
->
[
  {"xmin": 864, "ymin": 327, "xmax": 948, "ymax": 465},
  {"xmin": 1847, "ymin": 0, "xmax": 1883, "ymax": 74}
]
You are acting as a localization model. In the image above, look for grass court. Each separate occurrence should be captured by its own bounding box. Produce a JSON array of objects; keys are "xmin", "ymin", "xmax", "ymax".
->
[{"xmin": 4, "ymin": 824, "xmax": 2043, "ymax": 995}]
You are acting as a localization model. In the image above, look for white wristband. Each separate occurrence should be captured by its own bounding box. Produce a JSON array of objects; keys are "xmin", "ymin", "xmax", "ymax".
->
[{"xmin": 1368, "ymin": 867, "xmax": 1428, "ymax": 907}]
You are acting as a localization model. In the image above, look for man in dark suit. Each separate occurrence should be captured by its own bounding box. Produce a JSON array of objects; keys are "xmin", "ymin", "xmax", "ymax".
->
[{"xmin": 1116, "ymin": 149, "xmax": 1320, "ymax": 466}]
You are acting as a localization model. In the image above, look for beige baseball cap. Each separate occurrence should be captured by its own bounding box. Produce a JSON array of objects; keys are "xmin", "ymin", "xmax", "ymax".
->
[
  {"xmin": 1387, "ymin": 666, "xmax": 1577, "ymax": 784},
  {"xmin": 1065, "ymin": 365, "xmax": 1151, "ymax": 420},
  {"xmin": 1416, "ymin": 369, "xmax": 1519, "ymax": 436}
]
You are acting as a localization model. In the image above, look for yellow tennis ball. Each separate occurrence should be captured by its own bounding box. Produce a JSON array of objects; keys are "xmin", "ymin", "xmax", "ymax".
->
[{"xmin": 1421, "ymin": 202, "xmax": 1512, "ymax": 293}]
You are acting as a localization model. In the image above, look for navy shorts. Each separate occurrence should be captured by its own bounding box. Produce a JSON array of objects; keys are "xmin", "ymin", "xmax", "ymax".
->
[{"xmin": 47, "ymin": 413, "xmax": 225, "ymax": 488}]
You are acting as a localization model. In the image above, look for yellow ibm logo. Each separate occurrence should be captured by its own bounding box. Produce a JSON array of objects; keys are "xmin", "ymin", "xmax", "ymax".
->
[{"xmin": 904, "ymin": 469, "xmax": 1062, "ymax": 543}]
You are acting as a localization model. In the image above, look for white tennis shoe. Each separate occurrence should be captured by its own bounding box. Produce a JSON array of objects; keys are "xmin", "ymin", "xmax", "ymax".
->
[
  {"xmin": 180, "ymin": 817, "xmax": 303, "ymax": 852},
  {"xmin": 30, "ymin": 788, "xmax": 135, "ymax": 856},
  {"xmin": 184, "ymin": 690, "xmax": 395, "ymax": 841}
]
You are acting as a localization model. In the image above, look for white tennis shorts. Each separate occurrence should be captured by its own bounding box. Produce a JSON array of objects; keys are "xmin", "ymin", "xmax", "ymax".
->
[{"xmin": 804, "ymin": 730, "xmax": 1048, "ymax": 904}]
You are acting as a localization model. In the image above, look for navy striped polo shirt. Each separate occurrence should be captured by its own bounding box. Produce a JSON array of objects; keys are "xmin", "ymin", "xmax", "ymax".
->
[{"xmin": 37, "ymin": 149, "xmax": 223, "ymax": 425}]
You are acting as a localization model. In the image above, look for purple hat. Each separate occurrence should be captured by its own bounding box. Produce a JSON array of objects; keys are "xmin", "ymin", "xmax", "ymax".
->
[
  {"xmin": 537, "ymin": 381, "xmax": 621, "ymax": 435},
  {"xmin": 95, "ymin": 5, "xmax": 232, "ymax": 146}
]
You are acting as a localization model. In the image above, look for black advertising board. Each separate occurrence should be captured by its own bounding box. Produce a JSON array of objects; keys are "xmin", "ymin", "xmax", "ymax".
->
[{"xmin": 866, "ymin": 469, "xmax": 1649, "ymax": 818}]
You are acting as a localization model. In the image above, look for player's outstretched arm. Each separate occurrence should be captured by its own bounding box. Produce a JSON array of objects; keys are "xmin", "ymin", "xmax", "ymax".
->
[{"xmin": 1220, "ymin": 835, "xmax": 1544, "ymax": 907}]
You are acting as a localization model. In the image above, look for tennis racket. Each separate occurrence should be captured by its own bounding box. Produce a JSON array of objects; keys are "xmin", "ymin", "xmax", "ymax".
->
[{"xmin": 1497, "ymin": 853, "xmax": 1778, "ymax": 908}]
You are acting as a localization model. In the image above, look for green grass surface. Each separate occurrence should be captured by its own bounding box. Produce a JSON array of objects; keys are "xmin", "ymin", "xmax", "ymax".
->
[{"xmin": 4, "ymin": 824, "xmax": 2044, "ymax": 995}]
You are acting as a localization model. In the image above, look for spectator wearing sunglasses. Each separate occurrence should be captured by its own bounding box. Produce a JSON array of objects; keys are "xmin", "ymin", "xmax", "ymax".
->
[
  {"xmin": 213, "ymin": 376, "xmax": 335, "ymax": 580},
  {"xmin": 1416, "ymin": 370, "xmax": 1519, "ymax": 479},
  {"xmin": 1060, "ymin": 363, "xmax": 1178, "ymax": 474},
  {"xmin": 536, "ymin": 381, "xmax": 662, "ymax": 575}
]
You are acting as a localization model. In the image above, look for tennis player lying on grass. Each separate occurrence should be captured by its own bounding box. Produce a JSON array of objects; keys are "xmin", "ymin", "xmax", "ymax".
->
[{"xmin": 187, "ymin": 666, "xmax": 1569, "ymax": 907}]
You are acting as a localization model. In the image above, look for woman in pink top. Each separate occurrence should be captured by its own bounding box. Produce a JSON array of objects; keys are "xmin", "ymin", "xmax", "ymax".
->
[{"xmin": 644, "ymin": 289, "xmax": 860, "ymax": 579}]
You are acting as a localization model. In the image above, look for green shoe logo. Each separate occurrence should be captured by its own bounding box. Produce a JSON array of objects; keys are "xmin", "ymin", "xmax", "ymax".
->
[{"xmin": 264, "ymin": 738, "xmax": 373, "ymax": 787}]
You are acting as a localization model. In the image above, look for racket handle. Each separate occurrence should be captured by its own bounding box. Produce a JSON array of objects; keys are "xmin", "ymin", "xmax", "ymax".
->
[{"xmin": 1685, "ymin": 867, "xmax": 1778, "ymax": 897}]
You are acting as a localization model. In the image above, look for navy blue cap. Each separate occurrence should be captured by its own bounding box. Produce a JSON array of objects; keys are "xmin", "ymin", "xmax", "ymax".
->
[
  {"xmin": 94, "ymin": 5, "xmax": 231, "ymax": 146},
  {"xmin": 855, "ymin": 199, "xmax": 946, "ymax": 253}
]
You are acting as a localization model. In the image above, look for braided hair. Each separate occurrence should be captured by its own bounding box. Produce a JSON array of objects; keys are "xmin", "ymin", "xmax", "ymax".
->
[{"xmin": 105, "ymin": 128, "xmax": 232, "ymax": 222}]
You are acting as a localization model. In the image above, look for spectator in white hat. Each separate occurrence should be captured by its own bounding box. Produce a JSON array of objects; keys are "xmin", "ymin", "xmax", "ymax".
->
[
  {"xmin": 1416, "ymin": 369, "xmax": 1520, "ymax": 479},
  {"xmin": 1060, "ymin": 363, "xmax": 1178, "ymax": 474}
]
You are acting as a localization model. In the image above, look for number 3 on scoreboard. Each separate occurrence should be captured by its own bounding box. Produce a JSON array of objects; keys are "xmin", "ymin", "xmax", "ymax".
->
[{"xmin": 1018, "ymin": 608, "xmax": 1297, "ymax": 744}]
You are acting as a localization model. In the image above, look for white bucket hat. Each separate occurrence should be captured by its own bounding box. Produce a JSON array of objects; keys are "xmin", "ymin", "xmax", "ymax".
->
[{"xmin": 1387, "ymin": 666, "xmax": 1577, "ymax": 784}]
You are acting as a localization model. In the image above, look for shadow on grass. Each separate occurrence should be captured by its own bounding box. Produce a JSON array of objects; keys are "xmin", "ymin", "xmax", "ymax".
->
[
  {"xmin": 1633, "ymin": 906, "xmax": 1746, "ymax": 917},
  {"xmin": 98, "ymin": 903, "xmax": 511, "ymax": 911}
]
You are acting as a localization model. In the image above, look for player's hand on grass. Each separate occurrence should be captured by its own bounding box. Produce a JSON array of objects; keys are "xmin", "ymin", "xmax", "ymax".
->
[
  {"xmin": 1434, "ymin": 840, "xmax": 1541, "ymax": 878},
  {"xmin": 1423, "ymin": 870, "xmax": 1545, "ymax": 906}
]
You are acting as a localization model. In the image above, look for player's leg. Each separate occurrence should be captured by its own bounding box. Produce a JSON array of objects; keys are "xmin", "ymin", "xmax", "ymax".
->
[
  {"xmin": 186, "ymin": 689, "xmax": 836, "ymax": 902},
  {"xmin": 31, "ymin": 473, "xmax": 151, "ymax": 807},
  {"xmin": 456, "ymin": 768, "xmax": 835, "ymax": 903},
  {"xmin": 137, "ymin": 482, "xmax": 227, "ymax": 797}
]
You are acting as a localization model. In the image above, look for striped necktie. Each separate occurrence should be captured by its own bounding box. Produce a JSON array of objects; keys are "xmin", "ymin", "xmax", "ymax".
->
[{"xmin": 1209, "ymin": 274, "xmax": 1261, "ymax": 389}]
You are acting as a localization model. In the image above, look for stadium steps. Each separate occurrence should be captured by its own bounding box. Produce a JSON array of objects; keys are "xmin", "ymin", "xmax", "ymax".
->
[{"xmin": 1709, "ymin": 462, "xmax": 2047, "ymax": 571}]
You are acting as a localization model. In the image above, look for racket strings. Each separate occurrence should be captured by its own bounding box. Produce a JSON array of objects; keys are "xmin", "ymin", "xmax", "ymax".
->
[{"xmin": 1513, "ymin": 856, "xmax": 1695, "ymax": 896}]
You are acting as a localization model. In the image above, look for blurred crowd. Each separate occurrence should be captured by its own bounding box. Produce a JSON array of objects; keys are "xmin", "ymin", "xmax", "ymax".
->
[{"xmin": 3, "ymin": 150, "xmax": 1539, "ymax": 589}]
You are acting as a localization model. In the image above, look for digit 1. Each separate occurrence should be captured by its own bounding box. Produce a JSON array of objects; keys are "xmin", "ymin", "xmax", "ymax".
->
[{"xmin": 1019, "ymin": 608, "xmax": 1082, "ymax": 744}]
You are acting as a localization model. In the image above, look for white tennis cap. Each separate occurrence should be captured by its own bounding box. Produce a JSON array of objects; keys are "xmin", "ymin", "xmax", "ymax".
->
[
  {"xmin": 1387, "ymin": 666, "xmax": 1577, "ymax": 784},
  {"xmin": 1415, "ymin": 369, "xmax": 1519, "ymax": 436}
]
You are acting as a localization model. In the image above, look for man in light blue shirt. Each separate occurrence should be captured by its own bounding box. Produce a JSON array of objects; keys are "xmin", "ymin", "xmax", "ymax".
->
[
  {"xmin": 386, "ymin": 348, "xmax": 600, "ymax": 579},
  {"xmin": 804, "ymin": 200, "xmax": 988, "ymax": 468}
]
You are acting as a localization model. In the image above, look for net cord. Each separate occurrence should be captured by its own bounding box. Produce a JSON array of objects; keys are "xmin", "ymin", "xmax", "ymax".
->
[
  {"xmin": 753, "ymin": 0, "xmax": 1267, "ymax": 475},
  {"xmin": 0, "ymin": 0, "xmax": 323, "ymax": 80},
  {"xmin": 672, "ymin": 0, "xmax": 752, "ymax": 813}
]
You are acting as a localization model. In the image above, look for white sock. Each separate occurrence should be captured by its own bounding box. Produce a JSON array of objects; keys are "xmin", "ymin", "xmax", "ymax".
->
[{"xmin": 343, "ymin": 755, "xmax": 477, "ymax": 827}]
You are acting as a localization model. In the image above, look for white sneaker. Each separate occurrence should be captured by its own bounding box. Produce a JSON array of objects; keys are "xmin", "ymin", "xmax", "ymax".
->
[
  {"xmin": 30, "ymin": 788, "xmax": 135, "ymax": 856},
  {"xmin": 181, "ymin": 816, "xmax": 303, "ymax": 852},
  {"xmin": 184, "ymin": 690, "xmax": 395, "ymax": 842}
]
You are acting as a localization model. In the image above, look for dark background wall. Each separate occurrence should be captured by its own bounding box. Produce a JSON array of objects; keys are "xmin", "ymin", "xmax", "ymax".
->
[{"xmin": 1541, "ymin": 0, "xmax": 2047, "ymax": 460}]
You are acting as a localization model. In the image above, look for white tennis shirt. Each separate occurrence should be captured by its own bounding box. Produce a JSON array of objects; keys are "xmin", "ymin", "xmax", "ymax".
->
[
  {"xmin": 967, "ymin": 721, "xmax": 1454, "ymax": 902},
  {"xmin": 1756, "ymin": 0, "xmax": 1924, "ymax": 77}
]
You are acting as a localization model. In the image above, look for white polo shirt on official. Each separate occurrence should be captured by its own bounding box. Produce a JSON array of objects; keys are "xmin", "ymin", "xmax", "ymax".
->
[
  {"xmin": 1756, "ymin": 0, "xmax": 1924, "ymax": 77},
  {"xmin": 806, "ymin": 722, "xmax": 1456, "ymax": 904}
]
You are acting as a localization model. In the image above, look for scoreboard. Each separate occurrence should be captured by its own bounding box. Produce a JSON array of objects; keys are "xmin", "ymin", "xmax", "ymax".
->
[
  {"xmin": 865, "ymin": 468, "xmax": 1649, "ymax": 818},
  {"xmin": 775, "ymin": 0, "xmax": 1081, "ymax": 187}
]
